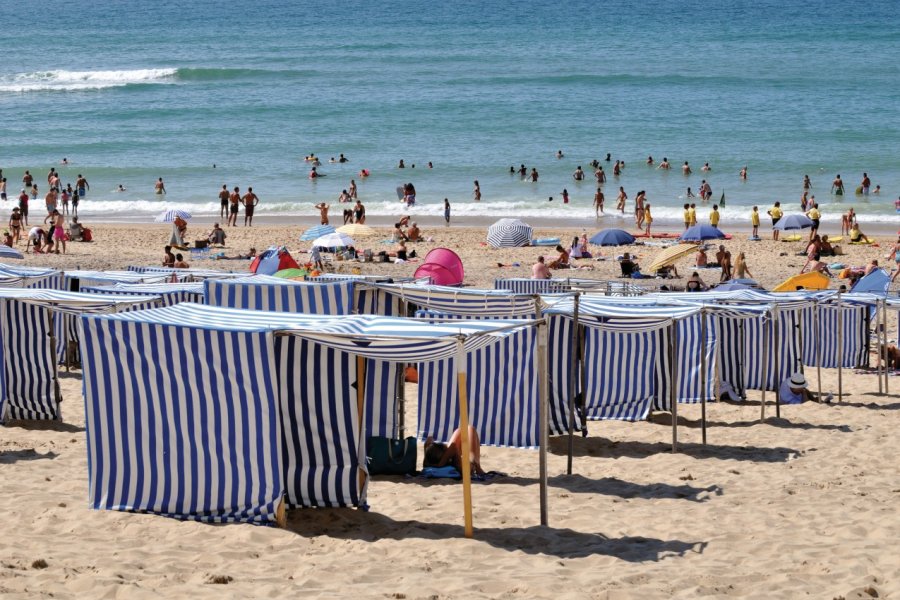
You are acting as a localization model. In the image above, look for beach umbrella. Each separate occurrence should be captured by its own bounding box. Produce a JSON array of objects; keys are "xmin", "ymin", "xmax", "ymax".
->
[
  {"xmin": 851, "ymin": 268, "xmax": 890, "ymax": 294},
  {"xmin": 646, "ymin": 243, "xmax": 699, "ymax": 273},
  {"xmin": 336, "ymin": 223, "xmax": 376, "ymax": 237},
  {"xmin": 487, "ymin": 218, "xmax": 533, "ymax": 248},
  {"xmin": 274, "ymin": 268, "xmax": 308, "ymax": 279},
  {"xmin": 772, "ymin": 271, "xmax": 830, "ymax": 292},
  {"xmin": 680, "ymin": 224, "xmax": 725, "ymax": 241},
  {"xmin": 154, "ymin": 209, "xmax": 192, "ymax": 223},
  {"xmin": 312, "ymin": 231, "xmax": 355, "ymax": 249},
  {"xmin": 0, "ymin": 245, "xmax": 24, "ymax": 260},
  {"xmin": 300, "ymin": 224, "xmax": 335, "ymax": 241},
  {"xmin": 773, "ymin": 214, "xmax": 814, "ymax": 231},
  {"xmin": 589, "ymin": 228, "xmax": 636, "ymax": 246}
]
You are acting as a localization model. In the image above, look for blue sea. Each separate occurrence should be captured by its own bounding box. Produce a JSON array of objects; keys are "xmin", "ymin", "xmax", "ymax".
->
[{"xmin": 2, "ymin": 0, "xmax": 899, "ymax": 226}]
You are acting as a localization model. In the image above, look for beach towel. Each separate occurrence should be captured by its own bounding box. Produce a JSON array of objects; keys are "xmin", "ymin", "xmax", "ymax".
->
[{"xmin": 416, "ymin": 467, "xmax": 507, "ymax": 482}]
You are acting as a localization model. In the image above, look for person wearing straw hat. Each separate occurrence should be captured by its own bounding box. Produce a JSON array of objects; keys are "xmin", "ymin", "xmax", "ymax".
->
[{"xmin": 779, "ymin": 372, "xmax": 832, "ymax": 404}]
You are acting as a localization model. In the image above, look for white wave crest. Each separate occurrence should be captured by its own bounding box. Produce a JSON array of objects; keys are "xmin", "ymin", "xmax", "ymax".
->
[{"xmin": 0, "ymin": 68, "xmax": 177, "ymax": 93}]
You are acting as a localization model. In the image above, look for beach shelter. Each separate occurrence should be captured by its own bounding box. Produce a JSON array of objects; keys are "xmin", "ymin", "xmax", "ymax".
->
[
  {"xmin": 63, "ymin": 270, "xmax": 171, "ymax": 291},
  {"xmin": 0, "ymin": 264, "xmax": 64, "ymax": 289},
  {"xmin": 126, "ymin": 266, "xmax": 250, "ymax": 280},
  {"xmin": 772, "ymin": 271, "xmax": 830, "ymax": 292},
  {"xmin": 588, "ymin": 229, "xmax": 635, "ymax": 246},
  {"xmin": 487, "ymin": 218, "xmax": 533, "ymax": 248},
  {"xmin": 0, "ymin": 246, "xmax": 24, "ymax": 260},
  {"xmin": 154, "ymin": 208, "xmax": 192, "ymax": 223},
  {"xmin": 80, "ymin": 303, "xmax": 545, "ymax": 536},
  {"xmin": 850, "ymin": 268, "xmax": 890, "ymax": 294},
  {"xmin": 0, "ymin": 289, "xmax": 160, "ymax": 423},
  {"xmin": 250, "ymin": 247, "xmax": 300, "ymax": 275},
  {"xmin": 646, "ymin": 243, "xmax": 699, "ymax": 273},
  {"xmin": 300, "ymin": 224, "xmax": 335, "ymax": 241},
  {"xmin": 82, "ymin": 282, "xmax": 205, "ymax": 306},
  {"xmin": 714, "ymin": 279, "xmax": 761, "ymax": 291},
  {"xmin": 423, "ymin": 248, "xmax": 465, "ymax": 283},
  {"xmin": 414, "ymin": 263, "xmax": 457, "ymax": 286},
  {"xmin": 680, "ymin": 224, "xmax": 725, "ymax": 241},
  {"xmin": 494, "ymin": 278, "xmax": 571, "ymax": 294},
  {"xmin": 773, "ymin": 214, "xmax": 814, "ymax": 231}
]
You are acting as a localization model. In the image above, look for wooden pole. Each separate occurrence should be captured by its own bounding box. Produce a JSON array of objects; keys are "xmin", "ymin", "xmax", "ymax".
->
[
  {"xmin": 774, "ymin": 306, "xmax": 781, "ymax": 419},
  {"xmin": 700, "ymin": 310, "xmax": 708, "ymax": 445},
  {"xmin": 837, "ymin": 293, "xmax": 843, "ymax": 402},
  {"xmin": 455, "ymin": 338, "xmax": 474, "ymax": 538},
  {"xmin": 876, "ymin": 300, "xmax": 884, "ymax": 394},
  {"xmin": 882, "ymin": 300, "xmax": 890, "ymax": 395},
  {"xmin": 566, "ymin": 293, "xmax": 580, "ymax": 475},
  {"xmin": 356, "ymin": 355, "xmax": 367, "ymax": 499},
  {"xmin": 48, "ymin": 309, "xmax": 62, "ymax": 415},
  {"xmin": 669, "ymin": 320, "xmax": 678, "ymax": 453},
  {"xmin": 760, "ymin": 313, "xmax": 769, "ymax": 422},
  {"xmin": 537, "ymin": 318, "xmax": 550, "ymax": 527}
]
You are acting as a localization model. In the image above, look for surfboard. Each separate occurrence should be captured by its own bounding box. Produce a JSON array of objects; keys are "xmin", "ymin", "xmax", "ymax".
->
[{"xmin": 396, "ymin": 186, "xmax": 404, "ymax": 200}]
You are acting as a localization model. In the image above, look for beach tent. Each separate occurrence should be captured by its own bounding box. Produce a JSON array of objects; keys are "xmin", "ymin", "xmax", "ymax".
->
[
  {"xmin": 81, "ymin": 303, "xmax": 544, "ymax": 536},
  {"xmin": 588, "ymin": 229, "xmax": 635, "ymax": 246},
  {"xmin": 250, "ymin": 247, "xmax": 301, "ymax": 275},
  {"xmin": 0, "ymin": 264, "xmax": 64, "ymax": 289},
  {"xmin": 493, "ymin": 277, "xmax": 649, "ymax": 297},
  {"xmin": 487, "ymin": 218, "xmax": 533, "ymax": 248},
  {"xmin": 0, "ymin": 289, "xmax": 160, "ymax": 423},
  {"xmin": 850, "ymin": 268, "xmax": 890, "ymax": 294},
  {"xmin": 414, "ymin": 263, "xmax": 458, "ymax": 286},
  {"xmin": 494, "ymin": 278, "xmax": 571, "ymax": 295},
  {"xmin": 420, "ymin": 248, "xmax": 465, "ymax": 285},
  {"xmin": 63, "ymin": 270, "xmax": 171, "ymax": 291},
  {"xmin": 82, "ymin": 282, "xmax": 205, "ymax": 306},
  {"xmin": 772, "ymin": 271, "xmax": 829, "ymax": 292},
  {"xmin": 126, "ymin": 266, "xmax": 250, "ymax": 280},
  {"xmin": 0, "ymin": 246, "xmax": 24, "ymax": 260}
]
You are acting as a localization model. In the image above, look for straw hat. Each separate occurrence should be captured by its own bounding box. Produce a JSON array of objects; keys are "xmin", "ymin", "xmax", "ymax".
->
[{"xmin": 789, "ymin": 372, "xmax": 808, "ymax": 389}]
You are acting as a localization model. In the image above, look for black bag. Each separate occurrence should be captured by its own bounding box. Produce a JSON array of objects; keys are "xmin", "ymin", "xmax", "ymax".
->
[{"xmin": 366, "ymin": 436, "xmax": 417, "ymax": 475}]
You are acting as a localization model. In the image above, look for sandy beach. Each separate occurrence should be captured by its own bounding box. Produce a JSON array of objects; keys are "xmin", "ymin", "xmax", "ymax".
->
[{"xmin": 1, "ymin": 220, "xmax": 899, "ymax": 599}]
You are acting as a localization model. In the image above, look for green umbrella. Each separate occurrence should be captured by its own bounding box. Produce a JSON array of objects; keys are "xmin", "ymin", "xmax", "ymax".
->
[{"xmin": 274, "ymin": 268, "xmax": 307, "ymax": 279}]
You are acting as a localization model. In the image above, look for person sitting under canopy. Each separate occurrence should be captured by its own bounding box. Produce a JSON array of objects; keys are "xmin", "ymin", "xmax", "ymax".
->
[{"xmin": 779, "ymin": 372, "xmax": 832, "ymax": 404}]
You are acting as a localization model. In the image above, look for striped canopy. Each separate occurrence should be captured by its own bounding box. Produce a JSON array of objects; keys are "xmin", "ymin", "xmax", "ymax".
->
[
  {"xmin": 154, "ymin": 209, "xmax": 192, "ymax": 223},
  {"xmin": 0, "ymin": 245, "xmax": 24, "ymax": 260},
  {"xmin": 372, "ymin": 282, "xmax": 539, "ymax": 317},
  {"xmin": 487, "ymin": 218, "xmax": 533, "ymax": 248},
  {"xmin": 0, "ymin": 288, "xmax": 160, "ymax": 315},
  {"xmin": 127, "ymin": 266, "xmax": 250, "ymax": 279},
  {"xmin": 300, "ymin": 224, "xmax": 336, "ymax": 241}
]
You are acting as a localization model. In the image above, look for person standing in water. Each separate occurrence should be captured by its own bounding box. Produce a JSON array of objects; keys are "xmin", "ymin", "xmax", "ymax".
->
[
  {"xmin": 228, "ymin": 186, "xmax": 240, "ymax": 227},
  {"xmin": 155, "ymin": 177, "xmax": 166, "ymax": 195},
  {"xmin": 218, "ymin": 184, "xmax": 229, "ymax": 219},
  {"xmin": 831, "ymin": 174, "xmax": 845, "ymax": 196},
  {"xmin": 443, "ymin": 198, "xmax": 451, "ymax": 225},
  {"xmin": 616, "ymin": 187, "xmax": 627, "ymax": 213},
  {"xmin": 349, "ymin": 179, "xmax": 357, "ymax": 200},
  {"xmin": 473, "ymin": 180, "xmax": 481, "ymax": 201},
  {"xmin": 594, "ymin": 188, "xmax": 604, "ymax": 216}
]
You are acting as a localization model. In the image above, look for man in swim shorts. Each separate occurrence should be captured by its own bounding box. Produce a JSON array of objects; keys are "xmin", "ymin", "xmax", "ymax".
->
[
  {"xmin": 76, "ymin": 174, "xmax": 89, "ymax": 198},
  {"xmin": 218, "ymin": 184, "xmax": 229, "ymax": 219},
  {"xmin": 228, "ymin": 187, "xmax": 240, "ymax": 227},
  {"xmin": 242, "ymin": 187, "xmax": 259, "ymax": 227}
]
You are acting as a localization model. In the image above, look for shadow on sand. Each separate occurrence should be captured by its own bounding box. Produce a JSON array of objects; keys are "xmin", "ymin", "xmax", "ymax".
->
[
  {"xmin": 284, "ymin": 509, "xmax": 706, "ymax": 561},
  {"xmin": 0, "ymin": 448, "xmax": 59, "ymax": 464}
]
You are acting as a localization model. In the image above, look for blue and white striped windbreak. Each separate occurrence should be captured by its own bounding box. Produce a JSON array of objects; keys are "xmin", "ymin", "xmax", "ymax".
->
[
  {"xmin": 494, "ymin": 278, "xmax": 571, "ymax": 295},
  {"xmin": 127, "ymin": 266, "xmax": 250, "ymax": 280},
  {"xmin": 64, "ymin": 270, "xmax": 172, "ymax": 291},
  {"xmin": 370, "ymin": 282, "xmax": 540, "ymax": 317},
  {"xmin": 204, "ymin": 275, "xmax": 354, "ymax": 314},
  {"xmin": 414, "ymin": 311, "xmax": 539, "ymax": 449},
  {"xmin": 0, "ymin": 289, "xmax": 159, "ymax": 423},
  {"xmin": 82, "ymin": 282, "xmax": 205, "ymax": 307},
  {"xmin": 0, "ymin": 264, "xmax": 64, "ymax": 290},
  {"xmin": 799, "ymin": 303, "xmax": 869, "ymax": 368}
]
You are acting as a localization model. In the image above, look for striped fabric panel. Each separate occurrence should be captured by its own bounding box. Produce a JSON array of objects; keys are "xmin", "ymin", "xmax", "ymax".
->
[
  {"xmin": 743, "ymin": 311, "xmax": 802, "ymax": 391},
  {"xmin": 715, "ymin": 315, "xmax": 748, "ymax": 398},
  {"xmin": 370, "ymin": 283, "xmax": 538, "ymax": 317},
  {"xmin": 655, "ymin": 315, "xmax": 717, "ymax": 408},
  {"xmin": 80, "ymin": 317, "xmax": 283, "ymax": 525},
  {"xmin": 800, "ymin": 305, "xmax": 869, "ymax": 368},
  {"xmin": 546, "ymin": 315, "xmax": 583, "ymax": 436},
  {"xmin": 582, "ymin": 326, "xmax": 660, "ymax": 421},
  {"xmin": 414, "ymin": 311, "xmax": 539, "ymax": 449},
  {"xmin": 493, "ymin": 278, "xmax": 571, "ymax": 295},
  {"xmin": 275, "ymin": 336, "xmax": 362, "ymax": 508},
  {"xmin": 0, "ymin": 299, "xmax": 58, "ymax": 421},
  {"xmin": 204, "ymin": 278, "xmax": 354, "ymax": 315}
]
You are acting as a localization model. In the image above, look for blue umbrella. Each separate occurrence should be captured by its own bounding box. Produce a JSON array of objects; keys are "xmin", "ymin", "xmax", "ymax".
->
[
  {"xmin": 680, "ymin": 224, "xmax": 725, "ymax": 241},
  {"xmin": 773, "ymin": 214, "xmax": 813, "ymax": 231},
  {"xmin": 300, "ymin": 224, "xmax": 336, "ymax": 241},
  {"xmin": 588, "ymin": 228, "xmax": 636, "ymax": 246}
]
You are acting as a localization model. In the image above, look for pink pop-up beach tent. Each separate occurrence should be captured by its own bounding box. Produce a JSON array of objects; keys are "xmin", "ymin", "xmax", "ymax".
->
[{"xmin": 414, "ymin": 248, "xmax": 465, "ymax": 286}]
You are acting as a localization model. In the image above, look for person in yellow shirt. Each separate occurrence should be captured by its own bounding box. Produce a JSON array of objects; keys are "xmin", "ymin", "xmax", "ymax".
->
[
  {"xmin": 767, "ymin": 201, "xmax": 783, "ymax": 241},
  {"xmin": 806, "ymin": 203, "xmax": 821, "ymax": 241},
  {"xmin": 644, "ymin": 203, "xmax": 653, "ymax": 235},
  {"xmin": 709, "ymin": 204, "xmax": 720, "ymax": 227},
  {"xmin": 689, "ymin": 203, "xmax": 698, "ymax": 226},
  {"xmin": 683, "ymin": 203, "xmax": 691, "ymax": 230},
  {"xmin": 751, "ymin": 206, "xmax": 760, "ymax": 239}
]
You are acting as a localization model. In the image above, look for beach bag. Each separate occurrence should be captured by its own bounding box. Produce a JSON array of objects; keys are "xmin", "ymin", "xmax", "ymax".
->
[
  {"xmin": 366, "ymin": 436, "xmax": 417, "ymax": 475},
  {"xmin": 82, "ymin": 228, "xmax": 93, "ymax": 242}
]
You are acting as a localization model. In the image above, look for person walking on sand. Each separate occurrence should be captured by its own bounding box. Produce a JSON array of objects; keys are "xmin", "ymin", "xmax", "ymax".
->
[
  {"xmin": 443, "ymin": 198, "xmax": 451, "ymax": 225},
  {"xmin": 242, "ymin": 187, "xmax": 259, "ymax": 226},
  {"xmin": 228, "ymin": 186, "xmax": 240, "ymax": 227},
  {"xmin": 155, "ymin": 177, "xmax": 166, "ymax": 195},
  {"xmin": 806, "ymin": 202, "xmax": 821, "ymax": 241},
  {"xmin": 594, "ymin": 188, "xmax": 604, "ymax": 216},
  {"xmin": 353, "ymin": 199, "xmax": 366, "ymax": 224},
  {"xmin": 634, "ymin": 191, "xmax": 646, "ymax": 228},
  {"xmin": 842, "ymin": 207, "xmax": 856, "ymax": 236},
  {"xmin": 683, "ymin": 204, "xmax": 691, "ymax": 230},
  {"xmin": 831, "ymin": 174, "xmax": 844, "ymax": 196},
  {"xmin": 218, "ymin": 184, "xmax": 229, "ymax": 219},
  {"xmin": 768, "ymin": 201, "xmax": 783, "ymax": 241},
  {"xmin": 750, "ymin": 206, "xmax": 760, "ymax": 239},
  {"xmin": 315, "ymin": 202, "xmax": 330, "ymax": 225},
  {"xmin": 473, "ymin": 180, "xmax": 481, "ymax": 201}
]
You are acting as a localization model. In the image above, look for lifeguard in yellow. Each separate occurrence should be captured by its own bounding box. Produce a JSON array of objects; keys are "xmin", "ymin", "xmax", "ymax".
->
[
  {"xmin": 767, "ymin": 201, "xmax": 783, "ymax": 241},
  {"xmin": 644, "ymin": 203, "xmax": 653, "ymax": 235},
  {"xmin": 689, "ymin": 203, "xmax": 698, "ymax": 226},
  {"xmin": 709, "ymin": 204, "xmax": 721, "ymax": 227},
  {"xmin": 750, "ymin": 206, "xmax": 760, "ymax": 239},
  {"xmin": 806, "ymin": 203, "xmax": 821, "ymax": 241},
  {"xmin": 682, "ymin": 203, "xmax": 691, "ymax": 230}
]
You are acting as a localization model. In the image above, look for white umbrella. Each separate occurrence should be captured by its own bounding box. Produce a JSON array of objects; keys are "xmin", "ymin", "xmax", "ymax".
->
[
  {"xmin": 487, "ymin": 218, "xmax": 533, "ymax": 248},
  {"xmin": 312, "ymin": 231, "xmax": 355, "ymax": 249},
  {"xmin": 154, "ymin": 209, "xmax": 192, "ymax": 223}
]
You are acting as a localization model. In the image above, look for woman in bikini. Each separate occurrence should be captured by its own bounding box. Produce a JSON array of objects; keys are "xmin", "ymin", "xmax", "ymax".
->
[{"xmin": 8, "ymin": 208, "xmax": 22, "ymax": 245}]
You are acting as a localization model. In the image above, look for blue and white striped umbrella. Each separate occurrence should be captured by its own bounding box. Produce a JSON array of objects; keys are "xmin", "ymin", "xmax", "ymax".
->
[
  {"xmin": 0, "ymin": 245, "xmax": 24, "ymax": 260},
  {"xmin": 154, "ymin": 209, "xmax": 192, "ymax": 223},
  {"xmin": 487, "ymin": 218, "xmax": 533, "ymax": 248},
  {"xmin": 300, "ymin": 224, "xmax": 336, "ymax": 241}
]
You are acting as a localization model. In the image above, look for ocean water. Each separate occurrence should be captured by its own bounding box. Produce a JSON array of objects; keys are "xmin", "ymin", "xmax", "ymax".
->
[{"xmin": 2, "ymin": 0, "xmax": 900, "ymax": 226}]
